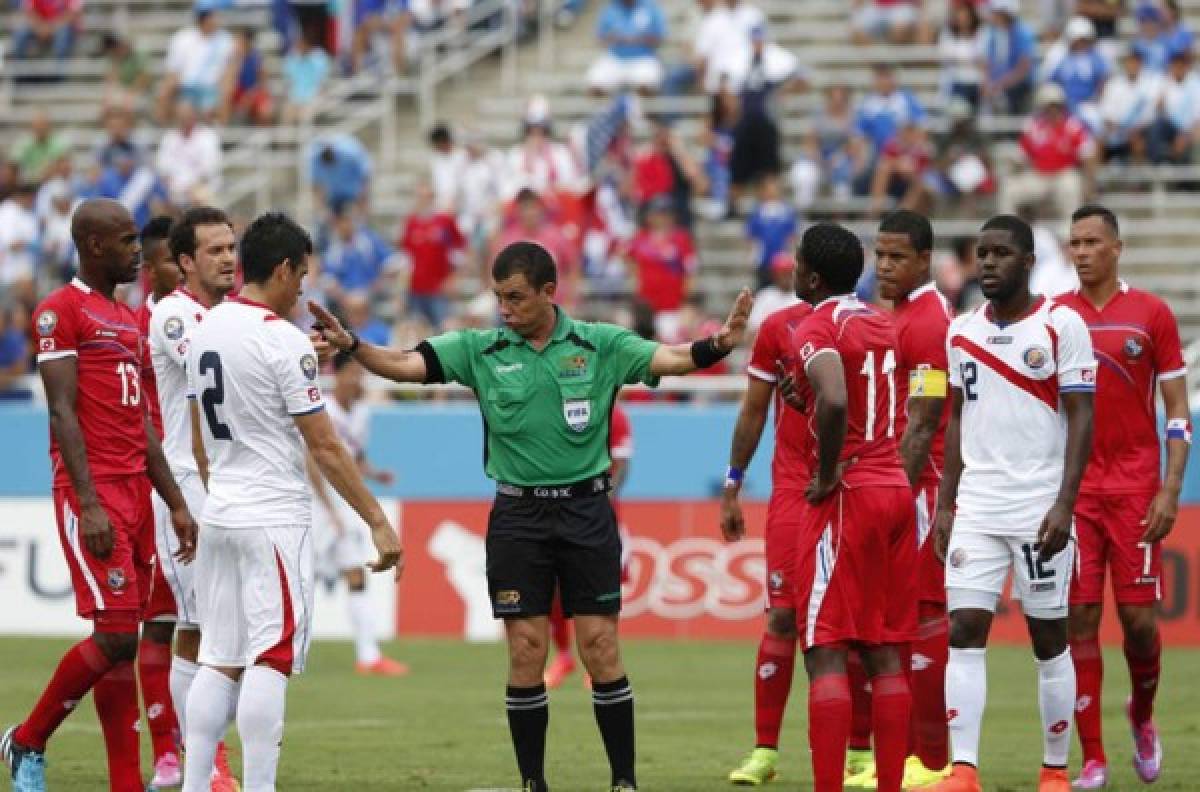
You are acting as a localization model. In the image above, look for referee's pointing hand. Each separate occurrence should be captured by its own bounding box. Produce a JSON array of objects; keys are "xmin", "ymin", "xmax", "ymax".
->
[{"xmin": 308, "ymin": 301, "xmax": 353, "ymax": 363}]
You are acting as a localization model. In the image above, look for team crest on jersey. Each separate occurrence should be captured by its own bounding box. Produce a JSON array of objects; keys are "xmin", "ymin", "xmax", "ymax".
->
[
  {"xmin": 1022, "ymin": 346, "xmax": 1049, "ymax": 370},
  {"xmin": 36, "ymin": 310, "xmax": 57, "ymax": 337},
  {"xmin": 1124, "ymin": 337, "xmax": 1144, "ymax": 358},
  {"xmin": 164, "ymin": 317, "xmax": 185, "ymax": 341},
  {"xmin": 107, "ymin": 568, "xmax": 126, "ymax": 592},
  {"xmin": 300, "ymin": 354, "xmax": 318, "ymax": 381}
]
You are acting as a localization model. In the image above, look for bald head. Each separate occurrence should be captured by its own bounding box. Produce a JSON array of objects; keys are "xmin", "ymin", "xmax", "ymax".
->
[
  {"xmin": 71, "ymin": 198, "xmax": 134, "ymax": 250},
  {"xmin": 71, "ymin": 198, "xmax": 142, "ymax": 290}
]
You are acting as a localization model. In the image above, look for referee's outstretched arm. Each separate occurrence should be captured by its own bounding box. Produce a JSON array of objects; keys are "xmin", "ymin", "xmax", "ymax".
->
[
  {"xmin": 647, "ymin": 288, "xmax": 754, "ymax": 376},
  {"xmin": 308, "ymin": 301, "xmax": 430, "ymax": 382}
]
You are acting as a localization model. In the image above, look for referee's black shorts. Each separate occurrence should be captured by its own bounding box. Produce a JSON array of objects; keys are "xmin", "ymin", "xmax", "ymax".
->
[{"xmin": 486, "ymin": 491, "xmax": 622, "ymax": 619}]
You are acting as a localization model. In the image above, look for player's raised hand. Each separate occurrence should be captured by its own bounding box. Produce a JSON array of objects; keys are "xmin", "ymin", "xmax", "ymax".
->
[
  {"xmin": 1140, "ymin": 487, "xmax": 1179, "ymax": 543},
  {"xmin": 80, "ymin": 502, "xmax": 114, "ymax": 559},
  {"xmin": 368, "ymin": 519, "xmax": 404, "ymax": 581},
  {"xmin": 170, "ymin": 505, "xmax": 198, "ymax": 564},
  {"xmin": 714, "ymin": 288, "xmax": 754, "ymax": 352},
  {"xmin": 720, "ymin": 489, "xmax": 746, "ymax": 541},
  {"xmin": 1037, "ymin": 500, "xmax": 1073, "ymax": 562},
  {"xmin": 933, "ymin": 508, "xmax": 954, "ymax": 562}
]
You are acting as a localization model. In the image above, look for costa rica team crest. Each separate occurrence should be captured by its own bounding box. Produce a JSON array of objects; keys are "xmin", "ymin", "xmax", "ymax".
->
[
  {"xmin": 36, "ymin": 310, "xmax": 57, "ymax": 337},
  {"xmin": 1022, "ymin": 346, "xmax": 1049, "ymax": 370}
]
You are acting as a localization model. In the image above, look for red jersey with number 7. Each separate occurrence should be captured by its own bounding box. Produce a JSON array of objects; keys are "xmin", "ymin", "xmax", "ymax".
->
[
  {"xmin": 33, "ymin": 278, "xmax": 148, "ymax": 488},
  {"xmin": 789, "ymin": 295, "xmax": 908, "ymax": 488},
  {"xmin": 747, "ymin": 301, "xmax": 815, "ymax": 490}
]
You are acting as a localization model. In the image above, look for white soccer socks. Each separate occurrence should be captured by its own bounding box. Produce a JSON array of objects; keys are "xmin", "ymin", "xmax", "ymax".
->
[
  {"xmin": 237, "ymin": 665, "xmax": 289, "ymax": 792},
  {"xmin": 182, "ymin": 667, "xmax": 238, "ymax": 792},
  {"xmin": 945, "ymin": 648, "xmax": 987, "ymax": 767},
  {"xmin": 347, "ymin": 589, "xmax": 382, "ymax": 666},
  {"xmin": 1037, "ymin": 649, "xmax": 1076, "ymax": 768},
  {"xmin": 170, "ymin": 654, "xmax": 200, "ymax": 741}
]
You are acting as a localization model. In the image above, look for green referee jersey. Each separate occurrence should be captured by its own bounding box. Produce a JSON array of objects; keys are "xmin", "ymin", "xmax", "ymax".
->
[{"xmin": 422, "ymin": 308, "xmax": 659, "ymax": 486}]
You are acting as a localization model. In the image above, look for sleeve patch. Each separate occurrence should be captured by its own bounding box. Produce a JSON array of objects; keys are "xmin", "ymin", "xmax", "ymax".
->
[
  {"xmin": 164, "ymin": 316, "xmax": 185, "ymax": 340},
  {"xmin": 36, "ymin": 310, "xmax": 58, "ymax": 337},
  {"xmin": 301, "ymin": 354, "xmax": 318, "ymax": 381}
]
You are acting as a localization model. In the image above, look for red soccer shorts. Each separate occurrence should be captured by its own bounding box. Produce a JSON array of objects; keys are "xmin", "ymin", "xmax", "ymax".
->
[
  {"xmin": 795, "ymin": 484, "xmax": 917, "ymax": 650},
  {"xmin": 765, "ymin": 487, "xmax": 807, "ymax": 610},
  {"xmin": 1071, "ymin": 491, "xmax": 1161, "ymax": 606},
  {"xmin": 914, "ymin": 480, "xmax": 946, "ymax": 606},
  {"xmin": 54, "ymin": 476, "xmax": 155, "ymax": 623}
]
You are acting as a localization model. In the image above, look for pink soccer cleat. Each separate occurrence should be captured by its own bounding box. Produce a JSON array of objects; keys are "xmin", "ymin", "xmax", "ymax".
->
[
  {"xmin": 1071, "ymin": 759, "xmax": 1108, "ymax": 789},
  {"xmin": 1127, "ymin": 699, "xmax": 1162, "ymax": 783},
  {"xmin": 150, "ymin": 751, "xmax": 182, "ymax": 788},
  {"xmin": 543, "ymin": 654, "xmax": 576, "ymax": 690}
]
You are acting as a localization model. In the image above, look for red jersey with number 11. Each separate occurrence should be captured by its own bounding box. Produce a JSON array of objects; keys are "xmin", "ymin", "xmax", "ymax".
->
[
  {"xmin": 747, "ymin": 301, "xmax": 815, "ymax": 490},
  {"xmin": 790, "ymin": 295, "xmax": 908, "ymax": 488},
  {"xmin": 33, "ymin": 278, "xmax": 148, "ymax": 489}
]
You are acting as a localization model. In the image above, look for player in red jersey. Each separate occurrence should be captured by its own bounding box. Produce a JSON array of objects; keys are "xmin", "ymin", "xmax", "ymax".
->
[
  {"xmin": 782, "ymin": 223, "xmax": 916, "ymax": 792},
  {"xmin": 721, "ymin": 289, "xmax": 813, "ymax": 786},
  {"xmin": 1055, "ymin": 205, "xmax": 1191, "ymax": 789},
  {"xmin": 1, "ymin": 199, "xmax": 198, "ymax": 792},
  {"xmin": 133, "ymin": 215, "xmax": 188, "ymax": 786},
  {"xmin": 843, "ymin": 211, "xmax": 954, "ymax": 789},
  {"xmin": 544, "ymin": 403, "xmax": 634, "ymax": 689}
]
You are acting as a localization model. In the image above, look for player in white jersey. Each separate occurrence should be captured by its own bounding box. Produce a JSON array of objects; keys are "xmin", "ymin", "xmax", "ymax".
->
[
  {"xmin": 147, "ymin": 207, "xmax": 240, "ymax": 791},
  {"xmin": 928, "ymin": 216, "xmax": 1095, "ymax": 792},
  {"xmin": 309, "ymin": 351, "xmax": 407, "ymax": 676},
  {"xmin": 180, "ymin": 213, "xmax": 402, "ymax": 792}
]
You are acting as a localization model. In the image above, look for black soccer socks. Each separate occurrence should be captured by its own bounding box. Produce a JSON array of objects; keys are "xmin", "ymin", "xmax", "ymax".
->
[
  {"xmin": 592, "ymin": 676, "xmax": 636, "ymax": 788},
  {"xmin": 505, "ymin": 683, "xmax": 549, "ymax": 787}
]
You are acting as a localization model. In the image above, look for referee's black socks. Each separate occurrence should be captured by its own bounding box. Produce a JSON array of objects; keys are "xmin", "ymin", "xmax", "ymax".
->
[
  {"xmin": 592, "ymin": 675, "xmax": 636, "ymax": 788},
  {"xmin": 506, "ymin": 683, "xmax": 549, "ymax": 787}
]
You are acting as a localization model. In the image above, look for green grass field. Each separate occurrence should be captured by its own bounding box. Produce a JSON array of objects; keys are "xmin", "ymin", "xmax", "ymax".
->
[{"xmin": 1, "ymin": 637, "xmax": 1197, "ymax": 791}]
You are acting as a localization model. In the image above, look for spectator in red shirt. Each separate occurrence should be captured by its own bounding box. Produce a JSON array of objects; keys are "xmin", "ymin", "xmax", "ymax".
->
[
  {"xmin": 491, "ymin": 187, "xmax": 581, "ymax": 308},
  {"xmin": 1000, "ymin": 81, "xmax": 1097, "ymax": 226},
  {"xmin": 632, "ymin": 117, "xmax": 708, "ymax": 229},
  {"xmin": 399, "ymin": 180, "xmax": 464, "ymax": 331},
  {"xmin": 869, "ymin": 119, "xmax": 933, "ymax": 215},
  {"xmin": 12, "ymin": 0, "xmax": 82, "ymax": 63},
  {"xmin": 625, "ymin": 196, "xmax": 698, "ymax": 339}
]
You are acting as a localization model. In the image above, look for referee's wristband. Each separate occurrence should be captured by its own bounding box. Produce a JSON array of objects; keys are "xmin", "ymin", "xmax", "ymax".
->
[
  {"xmin": 345, "ymin": 330, "xmax": 361, "ymax": 355},
  {"xmin": 691, "ymin": 334, "xmax": 732, "ymax": 369}
]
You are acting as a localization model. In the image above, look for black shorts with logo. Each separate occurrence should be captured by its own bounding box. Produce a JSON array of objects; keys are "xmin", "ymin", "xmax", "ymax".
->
[{"xmin": 486, "ymin": 490, "xmax": 622, "ymax": 619}]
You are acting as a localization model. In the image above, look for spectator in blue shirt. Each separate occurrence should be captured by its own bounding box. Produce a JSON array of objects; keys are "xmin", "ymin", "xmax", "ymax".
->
[
  {"xmin": 1050, "ymin": 17, "xmax": 1108, "ymax": 130},
  {"xmin": 308, "ymin": 134, "xmax": 373, "ymax": 213},
  {"xmin": 282, "ymin": 35, "xmax": 332, "ymax": 123},
  {"xmin": 0, "ymin": 302, "xmax": 32, "ymax": 402},
  {"xmin": 587, "ymin": 0, "xmax": 667, "ymax": 95},
  {"xmin": 1161, "ymin": 0, "xmax": 1195, "ymax": 58},
  {"xmin": 341, "ymin": 290, "xmax": 391, "ymax": 347},
  {"xmin": 95, "ymin": 151, "xmax": 170, "ymax": 230},
  {"xmin": 853, "ymin": 63, "xmax": 926, "ymax": 154},
  {"xmin": 321, "ymin": 207, "xmax": 393, "ymax": 302},
  {"xmin": 1133, "ymin": 4, "xmax": 1171, "ymax": 72},
  {"xmin": 984, "ymin": 0, "xmax": 1038, "ymax": 114},
  {"xmin": 744, "ymin": 173, "xmax": 797, "ymax": 288}
]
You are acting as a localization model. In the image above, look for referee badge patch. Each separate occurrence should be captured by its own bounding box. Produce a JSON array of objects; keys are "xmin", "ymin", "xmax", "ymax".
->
[{"xmin": 564, "ymin": 399, "xmax": 591, "ymax": 432}]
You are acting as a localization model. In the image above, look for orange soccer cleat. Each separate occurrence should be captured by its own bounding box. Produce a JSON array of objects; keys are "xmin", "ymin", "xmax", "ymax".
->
[
  {"xmin": 210, "ymin": 741, "xmax": 241, "ymax": 792},
  {"xmin": 924, "ymin": 763, "xmax": 982, "ymax": 792},
  {"xmin": 1036, "ymin": 766, "xmax": 1070, "ymax": 792},
  {"xmin": 543, "ymin": 653, "xmax": 577, "ymax": 689},
  {"xmin": 356, "ymin": 657, "xmax": 410, "ymax": 677}
]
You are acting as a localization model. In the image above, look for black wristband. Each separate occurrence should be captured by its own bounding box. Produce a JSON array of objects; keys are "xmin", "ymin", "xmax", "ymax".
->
[
  {"xmin": 690, "ymin": 334, "xmax": 731, "ymax": 369},
  {"xmin": 345, "ymin": 330, "xmax": 361, "ymax": 355}
]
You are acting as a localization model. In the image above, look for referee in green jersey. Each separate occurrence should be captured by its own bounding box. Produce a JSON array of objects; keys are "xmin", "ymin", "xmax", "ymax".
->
[{"xmin": 310, "ymin": 241, "xmax": 752, "ymax": 792}]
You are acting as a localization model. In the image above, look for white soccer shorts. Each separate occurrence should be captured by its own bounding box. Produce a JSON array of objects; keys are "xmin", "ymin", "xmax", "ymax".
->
[
  {"xmin": 151, "ymin": 473, "xmax": 207, "ymax": 628},
  {"xmin": 196, "ymin": 524, "xmax": 315, "ymax": 674},
  {"xmin": 945, "ymin": 520, "xmax": 1076, "ymax": 620}
]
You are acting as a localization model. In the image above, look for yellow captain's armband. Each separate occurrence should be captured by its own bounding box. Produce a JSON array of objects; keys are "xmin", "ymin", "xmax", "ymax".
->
[{"xmin": 909, "ymin": 366, "xmax": 948, "ymax": 398}]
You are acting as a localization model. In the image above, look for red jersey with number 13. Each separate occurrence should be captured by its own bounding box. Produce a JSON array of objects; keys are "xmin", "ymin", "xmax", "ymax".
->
[
  {"xmin": 747, "ymin": 301, "xmax": 815, "ymax": 490},
  {"xmin": 33, "ymin": 278, "xmax": 148, "ymax": 488},
  {"xmin": 790, "ymin": 295, "xmax": 908, "ymax": 488}
]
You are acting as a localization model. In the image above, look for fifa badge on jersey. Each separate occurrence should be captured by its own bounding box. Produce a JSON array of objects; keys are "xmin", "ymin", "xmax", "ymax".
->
[
  {"xmin": 564, "ymin": 399, "xmax": 591, "ymax": 432},
  {"xmin": 1124, "ymin": 337, "xmax": 1144, "ymax": 358},
  {"xmin": 1022, "ymin": 346, "xmax": 1049, "ymax": 370},
  {"xmin": 164, "ymin": 317, "xmax": 185, "ymax": 341},
  {"xmin": 300, "ymin": 354, "xmax": 318, "ymax": 381},
  {"xmin": 36, "ymin": 310, "xmax": 57, "ymax": 337},
  {"xmin": 107, "ymin": 568, "xmax": 126, "ymax": 592}
]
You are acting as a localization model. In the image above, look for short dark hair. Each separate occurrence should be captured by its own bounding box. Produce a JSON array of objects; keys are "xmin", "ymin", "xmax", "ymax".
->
[
  {"xmin": 140, "ymin": 215, "xmax": 174, "ymax": 246},
  {"xmin": 241, "ymin": 212, "xmax": 313, "ymax": 284},
  {"xmin": 429, "ymin": 123, "xmax": 452, "ymax": 146},
  {"xmin": 514, "ymin": 187, "xmax": 541, "ymax": 205},
  {"xmin": 980, "ymin": 214, "xmax": 1034, "ymax": 254},
  {"xmin": 492, "ymin": 241, "xmax": 558, "ymax": 289},
  {"xmin": 169, "ymin": 206, "xmax": 232, "ymax": 262},
  {"xmin": 878, "ymin": 209, "xmax": 934, "ymax": 253},
  {"xmin": 1071, "ymin": 204, "xmax": 1120, "ymax": 236},
  {"xmin": 800, "ymin": 223, "xmax": 864, "ymax": 294}
]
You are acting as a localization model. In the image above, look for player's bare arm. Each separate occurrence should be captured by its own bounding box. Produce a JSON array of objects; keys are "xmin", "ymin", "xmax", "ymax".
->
[
  {"xmin": 721, "ymin": 376, "xmax": 772, "ymax": 541},
  {"xmin": 294, "ymin": 409, "xmax": 404, "ymax": 579},
  {"xmin": 188, "ymin": 399, "xmax": 209, "ymax": 489},
  {"xmin": 1143, "ymin": 374, "xmax": 1191, "ymax": 543},
  {"xmin": 804, "ymin": 351, "xmax": 848, "ymax": 504},
  {"xmin": 305, "ymin": 452, "xmax": 345, "ymax": 537},
  {"xmin": 39, "ymin": 356, "xmax": 112, "ymax": 559},
  {"xmin": 1039, "ymin": 390, "xmax": 1094, "ymax": 561},
  {"xmin": 899, "ymin": 391, "xmax": 945, "ymax": 488},
  {"xmin": 649, "ymin": 288, "xmax": 752, "ymax": 376},
  {"xmin": 307, "ymin": 300, "xmax": 428, "ymax": 382},
  {"xmin": 934, "ymin": 388, "xmax": 965, "ymax": 561},
  {"xmin": 143, "ymin": 414, "xmax": 197, "ymax": 563}
]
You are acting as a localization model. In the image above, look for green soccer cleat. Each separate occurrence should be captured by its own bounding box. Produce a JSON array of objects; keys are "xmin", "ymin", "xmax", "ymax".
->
[
  {"xmin": 728, "ymin": 747, "xmax": 779, "ymax": 786},
  {"xmin": 845, "ymin": 748, "xmax": 874, "ymax": 780},
  {"xmin": 844, "ymin": 759, "xmax": 877, "ymax": 789},
  {"xmin": 903, "ymin": 755, "xmax": 952, "ymax": 788}
]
